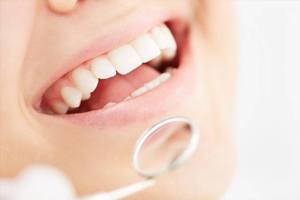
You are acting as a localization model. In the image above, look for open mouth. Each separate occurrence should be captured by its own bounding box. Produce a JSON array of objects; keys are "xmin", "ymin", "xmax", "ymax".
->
[{"xmin": 39, "ymin": 20, "xmax": 188, "ymax": 115}]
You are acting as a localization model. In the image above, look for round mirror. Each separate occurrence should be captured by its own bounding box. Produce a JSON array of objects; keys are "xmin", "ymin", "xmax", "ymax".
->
[{"xmin": 132, "ymin": 116, "xmax": 200, "ymax": 178}]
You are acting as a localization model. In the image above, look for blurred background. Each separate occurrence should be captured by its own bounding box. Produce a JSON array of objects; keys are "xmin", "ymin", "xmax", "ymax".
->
[{"xmin": 223, "ymin": 1, "xmax": 300, "ymax": 199}]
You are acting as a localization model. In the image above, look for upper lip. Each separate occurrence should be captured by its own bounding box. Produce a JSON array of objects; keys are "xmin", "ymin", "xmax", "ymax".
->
[{"xmin": 35, "ymin": 9, "xmax": 196, "ymax": 128}]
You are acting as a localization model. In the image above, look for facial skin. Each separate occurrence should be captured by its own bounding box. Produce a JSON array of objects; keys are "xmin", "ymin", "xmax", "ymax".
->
[{"xmin": 0, "ymin": 0, "xmax": 237, "ymax": 199}]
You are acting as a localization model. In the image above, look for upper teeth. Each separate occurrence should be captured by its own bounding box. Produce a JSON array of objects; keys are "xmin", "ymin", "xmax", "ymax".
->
[{"xmin": 48, "ymin": 24, "xmax": 177, "ymax": 114}]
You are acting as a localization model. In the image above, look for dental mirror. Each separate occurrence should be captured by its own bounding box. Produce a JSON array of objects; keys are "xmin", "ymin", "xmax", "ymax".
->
[
  {"xmin": 82, "ymin": 116, "xmax": 200, "ymax": 200},
  {"xmin": 132, "ymin": 116, "xmax": 200, "ymax": 179}
]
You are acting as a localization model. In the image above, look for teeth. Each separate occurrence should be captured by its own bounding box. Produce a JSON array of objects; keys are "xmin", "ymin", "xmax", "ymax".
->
[
  {"xmin": 151, "ymin": 26, "xmax": 171, "ymax": 50},
  {"xmin": 131, "ymin": 33, "xmax": 161, "ymax": 63},
  {"xmin": 103, "ymin": 102, "xmax": 116, "ymax": 109},
  {"xmin": 131, "ymin": 72, "xmax": 171, "ymax": 97},
  {"xmin": 160, "ymin": 24, "xmax": 177, "ymax": 50},
  {"xmin": 149, "ymin": 55, "xmax": 162, "ymax": 68},
  {"xmin": 131, "ymin": 86, "xmax": 148, "ymax": 97},
  {"xmin": 108, "ymin": 45, "xmax": 142, "ymax": 75},
  {"xmin": 82, "ymin": 93, "xmax": 91, "ymax": 101},
  {"xmin": 90, "ymin": 57, "xmax": 116, "ymax": 79},
  {"xmin": 71, "ymin": 68, "xmax": 99, "ymax": 94},
  {"xmin": 162, "ymin": 48, "xmax": 176, "ymax": 61},
  {"xmin": 150, "ymin": 25, "xmax": 177, "ymax": 51},
  {"xmin": 166, "ymin": 66, "xmax": 177, "ymax": 75},
  {"xmin": 50, "ymin": 100, "xmax": 69, "ymax": 114},
  {"xmin": 151, "ymin": 25, "xmax": 177, "ymax": 61},
  {"xmin": 46, "ymin": 24, "xmax": 178, "ymax": 114},
  {"xmin": 60, "ymin": 86, "xmax": 82, "ymax": 108}
]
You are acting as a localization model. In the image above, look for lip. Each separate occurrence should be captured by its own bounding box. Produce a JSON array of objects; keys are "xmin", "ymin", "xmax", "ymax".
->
[{"xmin": 35, "ymin": 9, "xmax": 197, "ymax": 128}]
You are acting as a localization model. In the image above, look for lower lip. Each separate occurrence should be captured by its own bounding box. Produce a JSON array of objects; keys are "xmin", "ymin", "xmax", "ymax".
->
[{"xmin": 59, "ymin": 42, "xmax": 197, "ymax": 128}]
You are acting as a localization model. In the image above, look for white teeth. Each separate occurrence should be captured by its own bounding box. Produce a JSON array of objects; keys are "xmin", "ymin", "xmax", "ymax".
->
[
  {"xmin": 131, "ymin": 72, "xmax": 171, "ymax": 97},
  {"xmin": 149, "ymin": 55, "xmax": 162, "ymax": 68},
  {"xmin": 131, "ymin": 86, "xmax": 148, "ymax": 97},
  {"xmin": 90, "ymin": 57, "xmax": 116, "ymax": 79},
  {"xmin": 131, "ymin": 33, "xmax": 161, "ymax": 63},
  {"xmin": 162, "ymin": 48, "xmax": 177, "ymax": 61},
  {"xmin": 158, "ymin": 72, "xmax": 171, "ymax": 82},
  {"xmin": 50, "ymin": 100, "xmax": 69, "ymax": 114},
  {"xmin": 150, "ymin": 25, "xmax": 177, "ymax": 61},
  {"xmin": 160, "ymin": 24, "xmax": 177, "ymax": 50},
  {"xmin": 71, "ymin": 68, "xmax": 99, "ymax": 94},
  {"xmin": 48, "ymin": 24, "xmax": 177, "ymax": 113},
  {"xmin": 166, "ymin": 66, "xmax": 177, "ymax": 75},
  {"xmin": 82, "ymin": 93, "xmax": 91, "ymax": 101},
  {"xmin": 151, "ymin": 25, "xmax": 177, "ymax": 51},
  {"xmin": 108, "ymin": 45, "xmax": 142, "ymax": 75},
  {"xmin": 60, "ymin": 86, "xmax": 82, "ymax": 108},
  {"xmin": 150, "ymin": 26, "xmax": 171, "ymax": 50}
]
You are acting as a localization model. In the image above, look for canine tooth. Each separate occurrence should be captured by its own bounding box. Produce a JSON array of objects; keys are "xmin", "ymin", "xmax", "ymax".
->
[
  {"xmin": 82, "ymin": 93, "xmax": 91, "ymax": 101},
  {"xmin": 108, "ymin": 45, "xmax": 142, "ymax": 75},
  {"xmin": 60, "ymin": 86, "xmax": 82, "ymax": 108},
  {"xmin": 71, "ymin": 68, "xmax": 98, "ymax": 94},
  {"xmin": 131, "ymin": 86, "xmax": 148, "ymax": 97},
  {"xmin": 90, "ymin": 57, "xmax": 116, "ymax": 79},
  {"xmin": 131, "ymin": 33, "xmax": 161, "ymax": 63},
  {"xmin": 50, "ymin": 100, "xmax": 69, "ymax": 114}
]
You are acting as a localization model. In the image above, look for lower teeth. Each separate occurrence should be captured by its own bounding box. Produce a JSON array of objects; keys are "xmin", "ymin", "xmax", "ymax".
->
[
  {"xmin": 131, "ymin": 69, "xmax": 173, "ymax": 97},
  {"xmin": 102, "ymin": 68, "xmax": 175, "ymax": 110}
]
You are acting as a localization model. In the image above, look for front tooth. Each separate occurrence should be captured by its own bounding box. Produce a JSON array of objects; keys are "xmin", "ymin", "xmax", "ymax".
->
[
  {"xmin": 151, "ymin": 25, "xmax": 177, "ymax": 51},
  {"xmin": 108, "ymin": 45, "xmax": 142, "ymax": 75},
  {"xmin": 150, "ymin": 26, "xmax": 170, "ymax": 50},
  {"xmin": 131, "ymin": 33, "xmax": 161, "ymax": 63},
  {"xmin": 60, "ymin": 86, "xmax": 82, "ymax": 108},
  {"xmin": 90, "ymin": 57, "xmax": 116, "ymax": 79},
  {"xmin": 71, "ymin": 68, "xmax": 98, "ymax": 94},
  {"xmin": 50, "ymin": 100, "xmax": 69, "ymax": 114},
  {"xmin": 161, "ymin": 24, "xmax": 177, "ymax": 50}
]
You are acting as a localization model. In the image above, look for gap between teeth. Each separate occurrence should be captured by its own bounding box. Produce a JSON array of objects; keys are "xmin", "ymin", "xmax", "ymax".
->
[{"xmin": 47, "ymin": 24, "xmax": 177, "ymax": 114}]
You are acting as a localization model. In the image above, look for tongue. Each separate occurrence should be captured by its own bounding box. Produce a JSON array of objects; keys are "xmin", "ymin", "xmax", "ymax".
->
[{"xmin": 87, "ymin": 65, "xmax": 160, "ymax": 110}]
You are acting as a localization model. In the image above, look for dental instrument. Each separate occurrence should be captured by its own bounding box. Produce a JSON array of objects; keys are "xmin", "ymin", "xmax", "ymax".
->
[{"xmin": 81, "ymin": 116, "xmax": 200, "ymax": 200}]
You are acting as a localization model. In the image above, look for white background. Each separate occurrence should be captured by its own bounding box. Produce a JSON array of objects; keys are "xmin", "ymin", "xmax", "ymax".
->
[{"xmin": 223, "ymin": 1, "xmax": 300, "ymax": 200}]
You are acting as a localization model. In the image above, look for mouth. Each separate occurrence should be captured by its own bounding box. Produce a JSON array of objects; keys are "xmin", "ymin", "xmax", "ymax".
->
[{"xmin": 37, "ymin": 17, "xmax": 197, "ymax": 127}]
